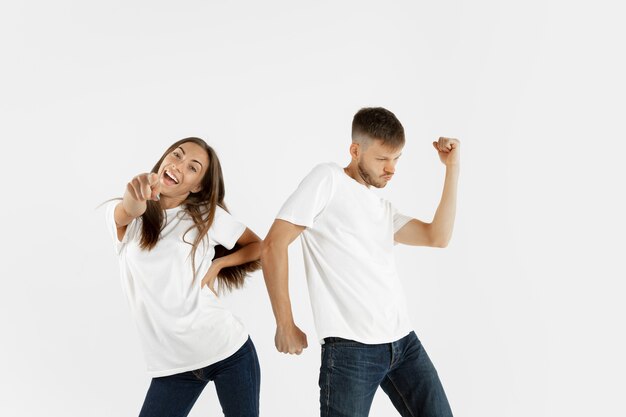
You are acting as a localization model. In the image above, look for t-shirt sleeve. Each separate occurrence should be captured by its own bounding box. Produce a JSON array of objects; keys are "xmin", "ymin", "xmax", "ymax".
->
[
  {"xmin": 210, "ymin": 206, "xmax": 247, "ymax": 250},
  {"xmin": 392, "ymin": 204, "xmax": 413, "ymax": 233},
  {"xmin": 276, "ymin": 163, "xmax": 335, "ymax": 228},
  {"xmin": 104, "ymin": 200, "xmax": 138, "ymax": 254}
]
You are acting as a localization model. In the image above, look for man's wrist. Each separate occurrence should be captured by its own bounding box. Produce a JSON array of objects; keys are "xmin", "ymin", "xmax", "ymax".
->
[
  {"xmin": 445, "ymin": 163, "xmax": 461, "ymax": 172},
  {"xmin": 276, "ymin": 317, "xmax": 296, "ymax": 328}
]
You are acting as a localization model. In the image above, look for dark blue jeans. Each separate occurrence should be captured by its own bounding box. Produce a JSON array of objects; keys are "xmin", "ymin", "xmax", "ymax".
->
[
  {"xmin": 138, "ymin": 337, "xmax": 260, "ymax": 417},
  {"xmin": 319, "ymin": 331, "xmax": 453, "ymax": 417}
]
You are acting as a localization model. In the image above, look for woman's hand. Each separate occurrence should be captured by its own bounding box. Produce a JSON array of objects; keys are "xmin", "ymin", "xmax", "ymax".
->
[
  {"xmin": 201, "ymin": 260, "xmax": 223, "ymax": 296},
  {"xmin": 122, "ymin": 172, "xmax": 161, "ymax": 218}
]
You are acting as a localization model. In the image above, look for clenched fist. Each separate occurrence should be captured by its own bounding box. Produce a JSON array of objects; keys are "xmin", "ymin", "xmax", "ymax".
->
[
  {"xmin": 432, "ymin": 137, "xmax": 460, "ymax": 167},
  {"xmin": 275, "ymin": 323, "xmax": 308, "ymax": 355}
]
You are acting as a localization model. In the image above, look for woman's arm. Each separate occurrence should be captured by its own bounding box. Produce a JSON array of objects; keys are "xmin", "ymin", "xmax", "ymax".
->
[
  {"xmin": 114, "ymin": 172, "xmax": 161, "ymax": 241},
  {"xmin": 212, "ymin": 228, "xmax": 262, "ymax": 270},
  {"xmin": 201, "ymin": 228, "xmax": 261, "ymax": 291}
]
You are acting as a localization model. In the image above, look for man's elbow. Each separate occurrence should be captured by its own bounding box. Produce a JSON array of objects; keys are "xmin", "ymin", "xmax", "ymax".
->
[
  {"xmin": 430, "ymin": 234, "xmax": 451, "ymax": 248},
  {"xmin": 260, "ymin": 238, "xmax": 280, "ymax": 261},
  {"xmin": 426, "ymin": 225, "xmax": 451, "ymax": 248}
]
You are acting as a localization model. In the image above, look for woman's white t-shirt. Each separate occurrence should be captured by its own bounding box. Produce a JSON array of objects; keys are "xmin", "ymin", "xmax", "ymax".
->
[
  {"xmin": 105, "ymin": 201, "xmax": 249, "ymax": 377},
  {"xmin": 277, "ymin": 162, "xmax": 414, "ymax": 345}
]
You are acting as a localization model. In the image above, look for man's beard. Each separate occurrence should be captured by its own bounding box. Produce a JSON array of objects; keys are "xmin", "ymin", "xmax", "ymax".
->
[{"xmin": 357, "ymin": 161, "xmax": 386, "ymax": 188}]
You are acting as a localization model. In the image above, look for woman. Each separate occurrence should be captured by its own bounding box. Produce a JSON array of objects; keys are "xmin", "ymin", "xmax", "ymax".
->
[{"xmin": 104, "ymin": 137, "xmax": 261, "ymax": 417}]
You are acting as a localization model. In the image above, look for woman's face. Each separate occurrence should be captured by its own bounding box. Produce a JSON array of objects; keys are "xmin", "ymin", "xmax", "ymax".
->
[{"xmin": 157, "ymin": 142, "xmax": 209, "ymax": 197}]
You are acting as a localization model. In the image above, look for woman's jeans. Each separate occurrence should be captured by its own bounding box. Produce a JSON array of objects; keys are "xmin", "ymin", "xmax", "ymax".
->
[
  {"xmin": 319, "ymin": 331, "xmax": 453, "ymax": 417},
  {"xmin": 138, "ymin": 337, "xmax": 260, "ymax": 417}
]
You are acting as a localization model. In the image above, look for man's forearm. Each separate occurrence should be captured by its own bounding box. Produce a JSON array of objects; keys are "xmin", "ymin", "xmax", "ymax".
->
[
  {"xmin": 430, "ymin": 164, "xmax": 460, "ymax": 247},
  {"xmin": 261, "ymin": 245, "xmax": 296, "ymax": 327}
]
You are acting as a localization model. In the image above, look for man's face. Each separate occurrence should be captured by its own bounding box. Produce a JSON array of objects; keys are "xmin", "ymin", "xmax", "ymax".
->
[{"xmin": 357, "ymin": 139, "xmax": 403, "ymax": 188}]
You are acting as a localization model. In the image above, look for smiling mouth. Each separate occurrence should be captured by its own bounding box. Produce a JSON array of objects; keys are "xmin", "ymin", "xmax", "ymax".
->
[{"xmin": 164, "ymin": 170, "xmax": 179, "ymax": 184}]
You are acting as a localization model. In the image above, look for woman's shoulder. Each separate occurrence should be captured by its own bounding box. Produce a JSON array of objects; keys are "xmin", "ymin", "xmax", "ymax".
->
[
  {"xmin": 194, "ymin": 204, "xmax": 232, "ymax": 225},
  {"xmin": 212, "ymin": 205, "xmax": 231, "ymax": 220}
]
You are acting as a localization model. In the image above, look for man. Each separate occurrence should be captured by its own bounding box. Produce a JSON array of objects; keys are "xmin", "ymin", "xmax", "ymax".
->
[{"xmin": 262, "ymin": 107, "xmax": 458, "ymax": 417}]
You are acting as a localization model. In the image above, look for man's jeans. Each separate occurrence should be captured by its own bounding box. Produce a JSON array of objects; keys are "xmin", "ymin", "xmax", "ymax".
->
[
  {"xmin": 138, "ymin": 337, "xmax": 261, "ymax": 417},
  {"xmin": 319, "ymin": 331, "xmax": 453, "ymax": 417}
]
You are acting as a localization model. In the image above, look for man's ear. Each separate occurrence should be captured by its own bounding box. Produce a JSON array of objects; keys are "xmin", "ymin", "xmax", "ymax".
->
[{"xmin": 349, "ymin": 142, "xmax": 360, "ymax": 160}]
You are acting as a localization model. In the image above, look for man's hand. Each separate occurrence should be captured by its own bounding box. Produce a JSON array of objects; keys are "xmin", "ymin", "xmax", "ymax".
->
[
  {"xmin": 432, "ymin": 137, "xmax": 460, "ymax": 167},
  {"xmin": 275, "ymin": 323, "xmax": 308, "ymax": 355}
]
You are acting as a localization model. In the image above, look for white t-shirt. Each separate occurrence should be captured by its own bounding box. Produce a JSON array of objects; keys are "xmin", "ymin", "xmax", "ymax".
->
[
  {"xmin": 105, "ymin": 201, "xmax": 249, "ymax": 377},
  {"xmin": 277, "ymin": 162, "xmax": 414, "ymax": 345}
]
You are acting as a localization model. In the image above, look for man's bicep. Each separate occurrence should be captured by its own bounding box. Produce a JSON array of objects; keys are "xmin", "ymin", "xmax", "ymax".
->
[
  {"xmin": 394, "ymin": 218, "xmax": 434, "ymax": 246},
  {"xmin": 265, "ymin": 219, "xmax": 306, "ymax": 247}
]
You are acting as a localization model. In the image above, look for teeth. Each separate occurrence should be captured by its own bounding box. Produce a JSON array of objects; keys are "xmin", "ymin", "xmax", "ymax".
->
[{"xmin": 165, "ymin": 170, "xmax": 179, "ymax": 184}]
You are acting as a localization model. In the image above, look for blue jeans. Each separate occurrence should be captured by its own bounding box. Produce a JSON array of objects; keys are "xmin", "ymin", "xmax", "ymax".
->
[
  {"xmin": 138, "ymin": 337, "xmax": 261, "ymax": 417},
  {"xmin": 319, "ymin": 331, "xmax": 453, "ymax": 417}
]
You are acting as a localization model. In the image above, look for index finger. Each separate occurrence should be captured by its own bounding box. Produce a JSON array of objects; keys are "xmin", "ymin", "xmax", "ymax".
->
[
  {"xmin": 149, "ymin": 172, "xmax": 162, "ymax": 201},
  {"xmin": 148, "ymin": 172, "xmax": 160, "ymax": 186}
]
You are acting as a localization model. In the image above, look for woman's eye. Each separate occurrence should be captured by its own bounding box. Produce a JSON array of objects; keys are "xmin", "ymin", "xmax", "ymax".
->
[
  {"xmin": 173, "ymin": 151, "xmax": 181, "ymax": 158},
  {"xmin": 190, "ymin": 166, "xmax": 197, "ymax": 173}
]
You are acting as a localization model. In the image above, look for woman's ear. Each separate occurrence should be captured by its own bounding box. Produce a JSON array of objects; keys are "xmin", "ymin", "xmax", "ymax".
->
[{"xmin": 191, "ymin": 183, "xmax": 203, "ymax": 193}]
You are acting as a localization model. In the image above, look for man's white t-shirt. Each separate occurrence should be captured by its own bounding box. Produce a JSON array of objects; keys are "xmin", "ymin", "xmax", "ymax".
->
[
  {"xmin": 277, "ymin": 162, "xmax": 414, "ymax": 345},
  {"xmin": 105, "ymin": 201, "xmax": 249, "ymax": 377}
]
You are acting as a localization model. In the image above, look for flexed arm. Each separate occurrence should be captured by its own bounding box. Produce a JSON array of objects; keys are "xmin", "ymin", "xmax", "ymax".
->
[
  {"xmin": 202, "ymin": 228, "xmax": 262, "ymax": 294},
  {"xmin": 261, "ymin": 219, "xmax": 308, "ymax": 354},
  {"xmin": 395, "ymin": 137, "xmax": 460, "ymax": 248}
]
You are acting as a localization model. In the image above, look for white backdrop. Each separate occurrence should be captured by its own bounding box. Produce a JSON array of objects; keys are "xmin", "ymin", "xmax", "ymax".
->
[{"xmin": 1, "ymin": 1, "xmax": 624, "ymax": 416}]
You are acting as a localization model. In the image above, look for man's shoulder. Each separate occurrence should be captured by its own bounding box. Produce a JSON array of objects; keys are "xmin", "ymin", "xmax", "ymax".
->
[
  {"xmin": 310, "ymin": 161, "xmax": 339, "ymax": 174},
  {"xmin": 301, "ymin": 162, "xmax": 340, "ymax": 182}
]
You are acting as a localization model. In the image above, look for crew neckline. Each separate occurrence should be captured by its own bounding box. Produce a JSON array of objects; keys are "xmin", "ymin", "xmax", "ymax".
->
[
  {"xmin": 163, "ymin": 205, "xmax": 183, "ymax": 213},
  {"xmin": 331, "ymin": 162, "xmax": 371, "ymax": 190}
]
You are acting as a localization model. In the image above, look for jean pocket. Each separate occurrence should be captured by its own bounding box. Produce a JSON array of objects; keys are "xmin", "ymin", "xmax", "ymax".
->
[{"xmin": 324, "ymin": 337, "xmax": 366, "ymax": 348}]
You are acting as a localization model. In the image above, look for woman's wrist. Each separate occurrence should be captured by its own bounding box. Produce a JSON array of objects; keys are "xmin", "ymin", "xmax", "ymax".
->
[
  {"xmin": 211, "ymin": 256, "xmax": 227, "ymax": 270},
  {"xmin": 121, "ymin": 192, "xmax": 146, "ymax": 219}
]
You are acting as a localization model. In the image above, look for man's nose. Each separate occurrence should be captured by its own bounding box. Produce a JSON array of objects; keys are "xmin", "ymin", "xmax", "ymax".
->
[{"xmin": 384, "ymin": 161, "xmax": 396, "ymax": 174}]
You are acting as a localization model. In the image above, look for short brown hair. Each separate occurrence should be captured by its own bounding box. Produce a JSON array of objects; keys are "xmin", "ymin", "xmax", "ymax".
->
[{"xmin": 351, "ymin": 107, "xmax": 405, "ymax": 148}]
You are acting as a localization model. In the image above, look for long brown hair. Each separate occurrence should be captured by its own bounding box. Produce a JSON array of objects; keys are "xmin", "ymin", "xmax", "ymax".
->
[{"xmin": 140, "ymin": 137, "xmax": 259, "ymax": 292}]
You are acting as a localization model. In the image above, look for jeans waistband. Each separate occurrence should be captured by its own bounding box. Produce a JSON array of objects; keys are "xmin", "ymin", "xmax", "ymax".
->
[{"xmin": 323, "ymin": 336, "xmax": 358, "ymax": 344}]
